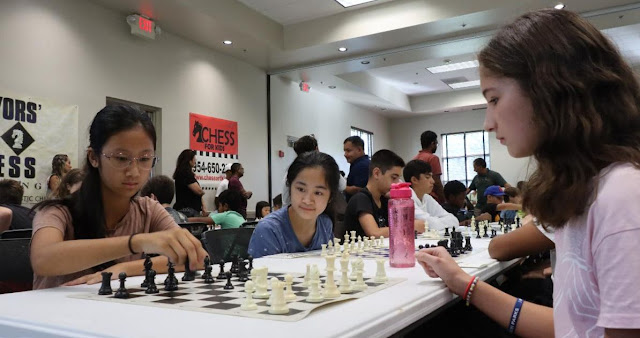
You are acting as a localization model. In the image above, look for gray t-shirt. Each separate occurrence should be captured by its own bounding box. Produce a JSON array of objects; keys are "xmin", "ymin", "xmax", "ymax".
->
[{"xmin": 469, "ymin": 169, "xmax": 507, "ymax": 209}]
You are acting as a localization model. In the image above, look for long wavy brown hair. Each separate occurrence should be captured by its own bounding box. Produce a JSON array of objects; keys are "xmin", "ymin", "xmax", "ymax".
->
[{"xmin": 478, "ymin": 9, "xmax": 640, "ymax": 228}]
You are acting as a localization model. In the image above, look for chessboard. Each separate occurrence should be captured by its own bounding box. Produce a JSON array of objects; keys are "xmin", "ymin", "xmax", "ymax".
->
[{"xmin": 69, "ymin": 271, "xmax": 405, "ymax": 322}]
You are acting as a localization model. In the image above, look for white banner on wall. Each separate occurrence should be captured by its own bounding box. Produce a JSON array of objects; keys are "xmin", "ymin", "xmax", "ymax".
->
[{"xmin": 0, "ymin": 91, "xmax": 78, "ymax": 206}]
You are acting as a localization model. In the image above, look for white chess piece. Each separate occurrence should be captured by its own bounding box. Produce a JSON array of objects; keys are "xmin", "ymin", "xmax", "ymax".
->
[
  {"xmin": 321, "ymin": 244, "xmax": 327, "ymax": 257},
  {"xmin": 379, "ymin": 236, "xmax": 385, "ymax": 248},
  {"xmin": 338, "ymin": 258, "xmax": 353, "ymax": 293},
  {"xmin": 344, "ymin": 234, "xmax": 350, "ymax": 245},
  {"xmin": 240, "ymin": 280, "xmax": 258, "ymax": 311},
  {"xmin": 349, "ymin": 259, "xmax": 358, "ymax": 281},
  {"xmin": 323, "ymin": 255, "xmax": 340, "ymax": 298},
  {"xmin": 325, "ymin": 255, "xmax": 336, "ymax": 272},
  {"xmin": 369, "ymin": 236, "xmax": 377, "ymax": 248},
  {"xmin": 305, "ymin": 280, "xmax": 324, "ymax": 303},
  {"xmin": 283, "ymin": 274, "xmax": 296, "ymax": 302},
  {"xmin": 253, "ymin": 267, "xmax": 270, "ymax": 299},
  {"xmin": 353, "ymin": 259, "xmax": 367, "ymax": 291},
  {"xmin": 374, "ymin": 259, "xmax": 388, "ymax": 283},
  {"xmin": 327, "ymin": 240, "xmax": 334, "ymax": 255},
  {"xmin": 302, "ymin": 264, "xmax": 311, "ymax": 287},
  {"xmin": 268, "ymin": 278, "xmax": 290, "ymax": 314}
]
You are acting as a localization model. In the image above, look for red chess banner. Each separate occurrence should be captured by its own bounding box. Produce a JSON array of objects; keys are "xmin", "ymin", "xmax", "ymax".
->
[{"xmin": 189, "ymin": 113, "xmax": 238, "ymax": 155}]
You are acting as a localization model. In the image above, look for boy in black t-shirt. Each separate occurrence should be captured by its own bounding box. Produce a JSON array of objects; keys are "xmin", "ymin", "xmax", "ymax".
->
[
  {"xmin": 343, "ymin": 150, "xmax": 409, "ymax": 238},
  {"xmin": 477, "ymin": 185, "xmax": 522, "ymax": 222},
  {"xmin": 442, "ymin": 180, "xmax": 472, "ymax": 226}
]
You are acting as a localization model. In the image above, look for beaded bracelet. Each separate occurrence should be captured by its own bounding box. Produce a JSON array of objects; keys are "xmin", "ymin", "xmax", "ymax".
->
[
  {"xmin": 463, "ymin": 276, "xmax": 476, "ymax": 300},
  {"xmin": 465, "ymin": 276, "xmax": 480, "ymax": 306}
]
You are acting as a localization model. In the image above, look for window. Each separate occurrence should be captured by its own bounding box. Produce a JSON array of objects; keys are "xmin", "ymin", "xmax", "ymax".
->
[
  {"xmin": 350, "ymin": 127, "xmax": 374, "ymax": 155},
  {"xmin": 441, "ymin": 131, "xmax": 490, "ymax": 188}
]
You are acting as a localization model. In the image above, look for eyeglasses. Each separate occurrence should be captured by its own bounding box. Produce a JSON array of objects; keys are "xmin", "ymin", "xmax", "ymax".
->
[{"xmin": 102, "ymin": 153, "xmax": 158, "ymax": 170}]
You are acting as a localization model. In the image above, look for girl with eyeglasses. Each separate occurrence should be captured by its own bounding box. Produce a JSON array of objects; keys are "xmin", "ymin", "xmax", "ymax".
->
[{"xmin": 31, "ymin": 105, "xmax": 208, "ymax": 289}]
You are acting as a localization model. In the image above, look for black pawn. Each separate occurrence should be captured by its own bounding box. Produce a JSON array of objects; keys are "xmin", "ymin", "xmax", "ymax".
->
[
  {"xmin": 476, "ymin": 226, "xmax": 481, "ymax": 239},
  {"xmin": 238, "ymin": 259, "xmax": 248, "ymax": 282},
  {"xmin": 217, "ymin": 260, "xmax": 226, "ymax": 280},
  {"xmin": 230, "ymin": 255, "xmax": 239, "ymax": 274},
  {"xmin": 223, "ymin": 271, "xmax": 234, "ymax": 290},
  {"xmin": 418, "ymin": 244, "xmax": 424, "ymax": 250},
  {"xmin": 98, "ymin": 271, "xmax": 113, "ymax": 295},
  {"xmin": 182, "ymin": 257, "xmax": 196, "ymax": 281},
  {"xmin": 247, "ymin": 255, "xmax": 253, "ymax": 272},
  {"xmin": 203, "ymin": 265, "xmax": 215, "ymax": 283},
  {"xmin": 145, "ymin": 270, "xmax": 159, "ymax": 294},
  {"xmin": 114, "ymin": 272, "xmax": 129, "ymax": 298}
]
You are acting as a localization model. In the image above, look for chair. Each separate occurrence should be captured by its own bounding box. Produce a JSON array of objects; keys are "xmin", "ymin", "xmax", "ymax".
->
[
  {"xmin": 202, "ymin": 228, "xmax": 255, "ymax": 264},
  {"xmin": 0, "ymin": 228, "xmax": 32, "ymax": 239},
  {"xmin": 0, "ymin": 238, "xmax": 33, "ymax": 293},
  {"xmin": 241, "ymin": 221, "xmax": 258, "ymax": 228},
  {"xmin": 177, "ymin": 222, "xmax": 207, "ymax": 238}
]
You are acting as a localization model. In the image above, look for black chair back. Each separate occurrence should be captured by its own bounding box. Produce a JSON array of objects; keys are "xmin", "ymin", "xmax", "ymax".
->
[
  {"xmin": 0, "ymin": 228, "xmax": 32, "ymax": 239},
  {"xmin": 0, "ymin": 238, "xmax": 33, "ymax": 293},
  {"xmin": 241, "ymin": 221, "xmax": 258, "ymax": 228},
  {"xmin": 178, "ymin": 222, "xmax": 207, "ymax": 238},
  {"xmin": 202, "ymin": 228, "xmax": 255, "ymax": 263}
]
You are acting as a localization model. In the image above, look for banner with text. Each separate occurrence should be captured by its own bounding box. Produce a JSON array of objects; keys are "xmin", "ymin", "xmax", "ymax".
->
[
  {"xmin": 0, "ymin": 91, "xmax": 78, "ymax": 206},
  {"xmin": 189, "ymin": 113, "xmax": 238, "ymax": 186}
]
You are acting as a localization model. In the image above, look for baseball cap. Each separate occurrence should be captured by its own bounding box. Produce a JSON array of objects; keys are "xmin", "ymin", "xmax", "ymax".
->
[{"xmin": 484, "ymin": 185, "xmax": 505, "ymax": 197}]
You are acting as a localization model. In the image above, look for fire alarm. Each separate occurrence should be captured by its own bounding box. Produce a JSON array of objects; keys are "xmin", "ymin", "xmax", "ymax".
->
[
  {"xmin": 299, "ymin": 82, "xmax": 310, "ymax": 93},
  {"xmin": 278, "ymin": 150, "xmax": 285, "ymax": 158}
]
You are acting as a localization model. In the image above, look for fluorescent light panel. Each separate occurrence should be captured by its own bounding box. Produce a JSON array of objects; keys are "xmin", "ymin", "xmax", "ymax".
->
[
  {"xmin": 335, "ymin": 0, "xmax": 376, "ymax": 8},
  {"xmin": 427, "ymin": 60, "xmax": 479, "ymax": 74},
  {"xmin": 448, "ymin": 80, "xmax": 480, "ymax": 89}
]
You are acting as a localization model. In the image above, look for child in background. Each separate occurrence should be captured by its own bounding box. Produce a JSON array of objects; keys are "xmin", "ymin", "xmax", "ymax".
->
[
  {"xmin": 209, "ymin": 190, "xmax": 246, "ymax": 229},
  {"xmin": 272, "ymin": 194, "xmax": 282, "ymax": 211},
  {"xmin": 442, "ymin": 180, "xmax": 472, "ymax": 226},
  {"xmin": 139, "ymin": 175, "xmax": 212, "ymax": 225},
  {"xmin": 51, "ymin": 168, "xmax": 85, "ymax": 200},
  {"xmin": 343, "ymin": 149, "xmax": 423, "ymax": 238},
  {"xmin": 254, "ymin": 201, "xmax": 270, "ymax": 220},
  {"xmin": 31, "ymin": 105, "xmax": 207, "ymax": 289},
  {"xmin": 416, "ymin": 9, "xmax": 640, "ymax": 336},
  {"xmin": 500, "ymin": 187, "xmax": 522, "ymax": 222},
  {"xmin": 248, "ymin": 152, "xmax": 339, "ymax": 258},
  {"xmin": 476, "ymin": 185, "xmax": 522, "ymax": 222}
]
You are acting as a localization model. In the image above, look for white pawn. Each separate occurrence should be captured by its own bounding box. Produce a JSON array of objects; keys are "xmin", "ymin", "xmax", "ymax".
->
[
  {"xmin": 327, "ymin": 240, "xmax": 334, "ymax": 255},
  {"xmin": 240, "ymin": 280, "xmax": 258, "ymax": 311},
  {"xmin": 283, "ymin": 274, "xmax": 296, "ymax": 302},
  {"xmin": 305, "ymin": 280, "xmax": 324, "ymax": 303},
  {"xmin": 302, "ymin": 264, "xmax": 311, "ymax": 287},
  {"xmin": 321, "ymin": 244, "xmax": 327, "ymax": 257},
  {"xmin": 344, "ymin": 234, "xmax": 350, "ymax": 245},
  {"xmin": 268, "ymin": 278, "xmax": 289, "ymax": 314},
  {"xmin": 374, "ymin": 259, "xmax": 388, "ymax": 283},
  {"xmin": 370, "ymin": 236, "xmax": 377, "ymax": 248},
  {"xmin": 379, "ymin": 236, "xmax": 386, "ymax": 248},
  {"xmin": 334, "ymin": 238, "xmax": 342, "ymax": 253}
]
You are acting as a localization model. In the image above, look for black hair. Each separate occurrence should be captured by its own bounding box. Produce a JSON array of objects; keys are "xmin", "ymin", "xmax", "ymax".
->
[
  {"xmin": 473, "ymin": 158, "xmax": 487, "ymax": 168},
  {"xmin": 343, "ymin": 136, "xmax": 364, "ymax": 150},
  {"xmin": 272, "ymin": 194, "xmax": 282, "ymax": 208},
  {"xmin": 231, "ymin": 163, "xmax": 242, "ymax": 174},
  {"xmin": 140, "ymin": 175, "xmax": 175, "ymax": 205},
  {"xmin": 444, "ymin": 180, "xmax": 467, "ymax": 199},
  {"xmin": 173, "ymin": 149, "xmax": 196, "ymax": 180},
  {"xmin": 286, "ymin": 152, "xmax": 340, "ymax": 223},
  {"xmin": 254, "ymin": 201, "xmax": 270, "ymax": 218},
  {"xmin": 35, "ymin": 105, "xmax": 156, "ymax": 240},
  {"xmin": 420, "ymin": 131, "xmax": 437, "ymax": 149},
  {"xmin": 369, "ymin": 149, "xmax": 405, "ymax": 177},
  {"xmin": 293, "ymin": 135, "xmax": 318, "ymax": 156},
  {"xmin": 0, "ymin": 179, "xmax": 24, "ymax": 204},
  {"xmin": 53, "ymin": 168, "xmax": 85, "ymax": 200},
  {"xmin": 218, "ymin": 189, "xmax": 243, "ymax": 213},
  {"xmin": 403, "ymin": 160, "xmax": 432, "ymax": 183}
]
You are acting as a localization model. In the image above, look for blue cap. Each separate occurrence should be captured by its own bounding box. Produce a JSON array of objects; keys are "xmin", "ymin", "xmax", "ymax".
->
[{"xmin": 484, "ymin": 185, "xmax": 505, "ymax": 197}]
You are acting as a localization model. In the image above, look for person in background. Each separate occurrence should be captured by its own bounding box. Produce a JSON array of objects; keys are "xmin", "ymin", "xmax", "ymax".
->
[
  {"xmin": 254, "ymin": 201, "xmax": 270, "ymax": 220},
  {"xmin": 412, "ymin": 131, "xmax": 445, "ymax": 203},
  {"xmin": 0, "ymin": 179, "xmax": 34, "ymax": 233},
  {"xmin": 442, "ymin": 180, "xmax": 473, "ymax": 226},
  {"xmin": 228, "ymin": 163, "xmax": 252, "ymax": 218},
  {"xmin": 214, "ymin": 168, "xmax": 232, "ymax": 209},
  {"xmin": 47, "ymin": 154, "xmax": 72, "ymax": 196},
  {"xmin": 140, "ymin": 175, "xmax": 213, "ymax": 225},
  {"xmin": 173, "ymin": 149, "xmax": 206, "ymax": 217},
  {"xmin": 467, "ymin": 158, "xmax": 511, "ymax": 212},
  {"xmin": 343, "ymin": 136, "xmax": 370, "ymax": 201},
  {"xmin": 272, "ymin": 194, "xmax": 282, "ymax": 211},
  {"xmin": 476, "ymin": 186, "xmax": 522, "ymax": 222},
  {"xmin": 51, "ymin": 168, "xmax": 84, "ymax": 200},
  {"xmin": 209, "ymin": 190, "xmax": 246, "ymax": 229}
]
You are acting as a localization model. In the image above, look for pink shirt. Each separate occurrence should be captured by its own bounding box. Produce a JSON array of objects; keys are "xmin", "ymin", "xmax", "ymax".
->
[
  {"xmin": 31, "ymin": 197, "xmax": 178, "ymax": 289},
  {"xmin": 553, "ymin": 163, "xmax": 640, "ymax": 336}
]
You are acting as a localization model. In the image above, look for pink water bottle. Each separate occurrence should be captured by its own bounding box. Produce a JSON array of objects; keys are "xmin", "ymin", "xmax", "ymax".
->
[{"xmin": 388, "ymin": 182, "xmax": 415, "ymax": 268}]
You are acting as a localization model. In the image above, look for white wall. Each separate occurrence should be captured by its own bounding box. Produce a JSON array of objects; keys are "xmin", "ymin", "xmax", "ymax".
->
[
  {"xmin": 389, "ymin": 109, "xmax": 534, "ymax": 186},
  {"xmin": 0, "ymin": 0, "xmax": 268, "ymax": 208},
  {"xmin": 270, "ymin": 76, "xmax": 391, "ymax": 197}
]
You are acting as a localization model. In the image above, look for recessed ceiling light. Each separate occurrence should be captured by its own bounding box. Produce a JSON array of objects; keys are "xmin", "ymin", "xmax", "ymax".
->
[
  {"xmin": 448, "ymin": 80, "xmax": 481, "ymax": 89},
  {"xmin": 361, "ymin": 60, "xmax": 370, "ymax": 64},
  {"xmin": 554, "ymin": 3, "xmax": 565, "ymax": 9},
  {"xmin": 427, "ymin": 60, "xmax": 479, "ymax": 74},
  {"xmin": 223, "ymin": 40, "xmax": 233, "ymax": 45},
  {"xmin": 338, "ymin": 47, "xmax": 348, "ymax": 52},
  {"xmin": 328, "ymin": 85, "xmax": 337, "ymax": 89},
  {"xmin": 335, "ymin": 0, "xmax": 376, "ymax": 8}
]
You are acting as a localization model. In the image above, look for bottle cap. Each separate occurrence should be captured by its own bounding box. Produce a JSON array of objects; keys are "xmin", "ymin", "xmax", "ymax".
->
[{"xmin": 390, "ymin": 182, "xmax": 412, "ymax": 198}]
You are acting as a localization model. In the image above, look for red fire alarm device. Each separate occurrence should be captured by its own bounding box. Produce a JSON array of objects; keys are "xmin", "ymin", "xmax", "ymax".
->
[
  {"xmin": 278, "ymin": 150, "xmax": 285, "ymax": 158},
  {"xmin": 126, "ymin": 14, "xmax": 160, "ymax": 40},
  {"xmin": 299, "ymin": 82, "xmax": 310, "ymax": 93}
]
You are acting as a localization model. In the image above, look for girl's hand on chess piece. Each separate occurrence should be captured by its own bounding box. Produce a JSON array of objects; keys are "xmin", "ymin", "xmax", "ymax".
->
[
  {"xmin": 131, "ymin": 227, "xmax": 208, "ymax": 270},
  {"xmin": 415, "ymin": 246, "xmax": 471, "ymax": 297}
]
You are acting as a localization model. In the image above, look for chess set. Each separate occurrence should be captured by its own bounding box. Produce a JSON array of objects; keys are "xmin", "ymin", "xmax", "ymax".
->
[{"xmin": 69, "ymin": 255, "xmax": 405, "ymax": 322}]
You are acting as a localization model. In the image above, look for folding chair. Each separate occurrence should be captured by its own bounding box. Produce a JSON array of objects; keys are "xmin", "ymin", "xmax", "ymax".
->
[
  {"xmin": 178, "ymin": 222, "xmax": 207, "ymax": 238},
  {"xmin": 202, "ymin": 228, "xmax": 255, "ymax": 264},
  {"xmin": 0, "ymin": 238, "xmax": 33, "ymax": 293},
  {"xmin": 0, "ymin": 228, "xmax": 32, "ymax": 239}
]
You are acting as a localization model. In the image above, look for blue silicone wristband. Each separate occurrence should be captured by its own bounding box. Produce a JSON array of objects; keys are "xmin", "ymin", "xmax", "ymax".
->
[{"xmin": 508, "ymin": 298, "xmax": 524, "ymax": 333}]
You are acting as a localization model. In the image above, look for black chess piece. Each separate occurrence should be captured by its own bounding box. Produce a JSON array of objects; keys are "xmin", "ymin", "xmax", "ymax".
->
[
  {"xmin": 230, "ymin": 255, "xmax": 239, "ymax": 274},
  {"xmin": 145, "ymin": 270, "xmax": 159, "ymax": 294},
  {"xmin": 114, "ymin": 272, "xmax": 129, "ymax": 299},
  {"xmin": 164, "ymin": 262, "xmax": 179, "ymax": 291},
  {"xmin": 476, "ymin": 226, "xmax": 481, "ymax": 239},
  {"xmin": 414, "ymin": 231, "xmax": 418, "ymax": 239},
  {"xmin": 182, "ymin": 257, "xmax": 196, "ymax": 281},
  {"xmin": 464, "ymin": 236, "xmax": 473, "ymax": 251},
  {"xmin": 203, "ymin": 265, "xmax": 215, "ymax": 283},
  {"xmin": 247, "ymin": 255, "xmax": 253, "ymax": 272},
  {"xmin": 98, "ymin": 271, "xmax": 113, "ymax": 295},
  {"xmin": 490, "ymin": 229, "xmax": 497, "ymax": 238},
  {"xmin": 217, "ymin": 260, "xmax": 226, "ymax": 280},
  {"xmin": 223, "ymin": 271, "xmax": 234, "ymax": 290},
  {"xmin": 444, "ymin": 228, "xmax": 450, "ymax": 237},
  {"xmin": 437, "ymin": 239, "xmax": 449, "ymax": 249},
  {"xmin": 516, "ymin": 216, "xmax": 521, "ymax": 228},
  {"xmin": 237, "ymin": 258, "xmax": 249, "ymax": 282},
  {"xmin": 418, "ymin": 244, "xmax": 424, "ymax": 250},
  {"xmin": 141, "ymin": 255, "xmax": 152, "ymax": 288},
  {"xmin": 483, "ymin": 225, "xmax": 489, "ymax": 238}
]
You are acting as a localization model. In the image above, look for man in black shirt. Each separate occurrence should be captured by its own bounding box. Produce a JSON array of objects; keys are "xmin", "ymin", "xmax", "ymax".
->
[{"xmin": 0, "ymin": 179, "xmax": 34, "ymax": 233}]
